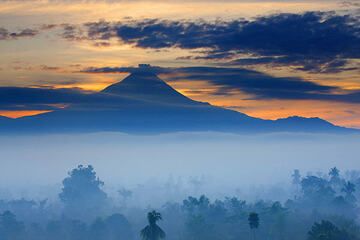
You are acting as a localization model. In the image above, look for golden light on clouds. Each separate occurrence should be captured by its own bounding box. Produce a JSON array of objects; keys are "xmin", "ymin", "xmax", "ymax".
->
[
  {"xmin": 0, "ymin": 1, "xmax": 343, "ymax": 25},
  {"xmin": 0, "ymin": 0, "xmax": 359, "ymax": 129}
]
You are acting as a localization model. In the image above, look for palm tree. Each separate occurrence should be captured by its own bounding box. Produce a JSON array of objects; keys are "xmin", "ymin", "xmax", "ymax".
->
[
  {"xmin": 342, "ymin": 181, "xmax": 356, "ymax": 203},
  {"xmin": 140, "ymin": 211, "xmax": 166, "ymax": 240},
  {"xmin": 329, "ymin": 167, "xmax": 340, "ymax": 179},
  {"xmin": 248, "ymin": 212, "xmax": 259, "ymax": 240},
  {"xmin": 342, "ymin": 181, "xmax": 355, "ymax": 195},
  {"xmin": 329, "ymin": 167, "xmax": 342, "ymax": 191}
]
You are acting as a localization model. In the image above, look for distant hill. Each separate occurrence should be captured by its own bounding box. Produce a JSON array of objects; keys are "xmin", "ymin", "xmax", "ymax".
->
[
  {"xmin": 0, "ymin": 116, "xmax": 11, "ymax": 121},
  {"xmin": 0, "ymin": 71, "xmax": 356, "ymax": 134}
]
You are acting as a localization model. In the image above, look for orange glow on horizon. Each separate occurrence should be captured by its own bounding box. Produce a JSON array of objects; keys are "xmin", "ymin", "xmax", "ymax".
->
[{"xmin": 0, "ymin": 110, "xmax": 52, "ymax": 119}]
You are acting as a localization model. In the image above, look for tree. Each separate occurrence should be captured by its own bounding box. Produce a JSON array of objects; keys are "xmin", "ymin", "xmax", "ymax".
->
[
  {"xmin": 342, "ymin": 181, "xmax": 356, "ymax": 196},
  {"xmin": 248, "ymin": 212, "xmax": 259, "ymax": 240},
  {"xmin": 268, "ymin": 202, "xmax": 288, "ymax": 240},
  {"xmin": 292, "ymin": 169, "xmax": 302, "ymax": 196},
  {"xmin": 182, "ymin": 195, "xmax": 210, "ymax": 216},
  {"xmin": 342, "ymin": 181, "xmax": 356, "ymax": 203},
  {"xmin": 118, "ymin": 188, "xmax": 132, "ymax": 207},
  {"xmin": 329, "ymin": 167, "xmax": 340, "ymax": 179},
  {"xmin": 104, "ymin": 213, "xmax": 134, "ymax": 240},
  {"xmin": 308, "ymin": 220, "xmax": 352, "ymax": 240},
  {"xmin": 301, "ymin": 176, "xmax": 335, "ymax": 204},
  {"xmin": 0, "ymin": 211, "xmax": 25, "ymax": 240},
  {"xmin": 329, "ymin": 167, "xmax": 344, "ymax": 193},
  {"xmin": 88, "ymin": 218, "xmax": 107, "ymax": 240},
  {"xmin": 140, "ymin": 211, "xmax": 166, "ymax": 240},
  {"xmin": 292, "ymin": 169, "xmax": 302, "ymax": 185},
  {"xmin": 59, "ymin": 165, "xmax": 107, "ymax": 219}
]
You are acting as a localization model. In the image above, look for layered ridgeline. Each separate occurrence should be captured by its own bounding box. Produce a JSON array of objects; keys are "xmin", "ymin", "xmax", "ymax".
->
[{"xmin": 0, "ymin": 71, "xmax": 355, "ymax": 134}]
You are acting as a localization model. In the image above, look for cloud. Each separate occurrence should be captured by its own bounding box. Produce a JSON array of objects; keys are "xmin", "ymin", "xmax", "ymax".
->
[
  {"xmin": 228, "ymin": 56, "xmax": 359, "ymax": 73},
  {"xmin": 72, "ymin": 11, "xmax": 359, "ymax": 73},
  {"xmin": 83, "ymin": 65, "xmax": 360, "ymax": 103},
  {"xmin": 0, "ymin": 87, "xmax": 128, "ymax": 111},
  {"xmin": 0, "ymin": 84, "xmax": 168, "ymax": 111},
  {"xmin": 0, "ymin": 87, "xmax": 90, "ymax": 110},
  {"xmin": 0, "ymin": 28, "xmax": 39, "ymax": 40},
  {"xmin": 2, "ymin": 65, "xmax": 360, "ymax": 111},
  {"xmin": 167, "ymin": 67, "xmax": 336, "ymax": 95},
  {"xmin": 82, "ymin": 65, "xmax": 169, "ymax": 74},
  {"xmin": 60, "ymin": 23, "xmax": 86, "ymax": 41},
  {"xmin": 40, "ymin": 65, "xmax": 62, "ymax": 71}
]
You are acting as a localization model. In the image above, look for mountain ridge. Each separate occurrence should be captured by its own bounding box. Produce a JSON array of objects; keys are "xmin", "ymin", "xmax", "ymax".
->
[{"xmin": 0, "ymin": 71, "xmax": 357, "ymax": 134}]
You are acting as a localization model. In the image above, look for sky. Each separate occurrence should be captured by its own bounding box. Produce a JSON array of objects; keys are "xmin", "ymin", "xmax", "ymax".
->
[{"xmin": 0, "ymin": 0, "xmax": 359, "ymax": 128}]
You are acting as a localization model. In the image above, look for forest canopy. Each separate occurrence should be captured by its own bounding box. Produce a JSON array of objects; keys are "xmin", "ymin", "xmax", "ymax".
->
[{"xmin": 0, "ymin": 165, "xmax": 359, "ymax": 240}]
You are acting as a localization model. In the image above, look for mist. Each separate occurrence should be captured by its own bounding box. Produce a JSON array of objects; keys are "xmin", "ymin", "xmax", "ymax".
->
[
  {"xmin": 0, "ymin": 132, "xmax": 359, "ymax": 240},
  {"xmin": 0, "ymin": 132, "xmax": 358, "ymax": 202}
]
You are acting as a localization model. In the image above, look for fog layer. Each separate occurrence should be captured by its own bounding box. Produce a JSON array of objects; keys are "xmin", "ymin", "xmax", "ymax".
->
[{"xmin": 0, "ymin": 132, "xmax": 358, "ymax": 203}]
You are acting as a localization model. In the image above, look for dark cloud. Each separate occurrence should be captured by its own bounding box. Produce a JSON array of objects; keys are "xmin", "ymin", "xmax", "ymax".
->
[
  {"xmin": 0, "ymin": 85, "xmax": 153, "ymax": 111},
  {"xmin": 84, "ymin": 20, "xmax": 116, "ymax": 40},
  {"xmin": 40, "ymin": 65, "xmax": 61, "ymax": 71},
  {"xmin": 40, "ymin": 24, "xmax": 58, "ymax": 30},
  {"xmin": 60, "ymin": 23, "xmax": 86, "ymax": 41},
  {"xmin": 228, "ymin": 56, "xmax": 359, "ymax": 73},
  {"xmin": 76, "ymin": 11, "xmax": 359, "ymax": 73},
  {"xmin": 0, "ymin": 87, "xmax": 119, "ymax": 111},
  {"xmin": 167, "ymin": 67, "xmax": 336, "ymax": 95},
  {"xmin": 93, "ymin": 41, "xmax": 112, "ymax": 47},
  {"xmin": 2, "ymin": 65, "xmax": 360, "ymax": 111},
  {"xmin": 0, "ymin": 28, "xmax": 39, "ymax": 40},
  {"xmin": 170, "ymin": 67, "xmax": 360, "ymax": 103},
  {"xmin": 0, "ymin": 87, "xmax": 91, "ymax": 110},
  {"xmin": 83, "ymin": 65, "xmax": 360, "ymax": 103},
  {"xmin": 82, "ymin": 65, "xmax": 169, "ymax": 74}
]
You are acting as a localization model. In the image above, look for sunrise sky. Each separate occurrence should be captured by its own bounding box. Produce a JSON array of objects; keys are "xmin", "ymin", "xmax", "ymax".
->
[{"xmin": 0, "ymin": 0, "xmax": 359, "ymax": 128}]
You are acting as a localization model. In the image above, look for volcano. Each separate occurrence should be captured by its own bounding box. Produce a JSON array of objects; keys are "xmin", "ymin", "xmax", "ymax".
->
[
  {"xmin": 101, "ymin": 71, "xmax": 194, "ymax": 105},
  {"xmin": 0, "ymin": 70, "xmax": 354, "ymax": 134}
]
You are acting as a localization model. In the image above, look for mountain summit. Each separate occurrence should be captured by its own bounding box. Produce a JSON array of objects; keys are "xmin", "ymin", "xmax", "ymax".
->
[
  {"xmin": 101, "ymin": 71, "xmax": 194, "ymax": 105},
  {"xmin": 0, "ymin": 69, "xmax": 355, "ymax": 134}
]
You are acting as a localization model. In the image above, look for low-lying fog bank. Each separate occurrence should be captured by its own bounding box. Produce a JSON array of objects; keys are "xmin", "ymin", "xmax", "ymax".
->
[{"xmin": 0, "ymin": 132, "xmax": 359, "ymax": 205}]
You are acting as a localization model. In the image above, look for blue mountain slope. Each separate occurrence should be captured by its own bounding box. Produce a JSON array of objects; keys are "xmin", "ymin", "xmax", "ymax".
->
[
  {"xmin": 0, "ymin": 116, "xmax": 12, "ymax": 122},
  {"xmin": 0, "ymin": 72, "xmax": 356, "ymax": 134}
]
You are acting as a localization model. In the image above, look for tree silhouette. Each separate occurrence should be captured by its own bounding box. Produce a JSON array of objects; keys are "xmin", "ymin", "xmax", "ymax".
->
[
  {"xmin": 342, "ymin": 181, "xmax": 355, "ymax": 195},
  {"xmin": 118, "ymin": 188, "xmax": 132, "ymax": 207},
  {"xmin": 301, "ymin": 176, "xmax": 335, "ymax": 204},
  {"xmin": 105, "ymin": 213, "xmax": 134, "ymax": 240},
  {"xmin": 268, "ymin": 202, "xmax": 288, "ymax": 240},
  {"xmin": 329, "ymin": 167, "xmax": 340, "ymax": 179},
  {"xmin": 329, "ymin": 167, "xmax": 344, "ymax": 192},
  {"xmin": 342, "ymin": 181, "xmax": 356, "ymax": 203},
  {"xmin": 292, "ymin": 169, "xmax": 301, "ymax": 185},
  {"xmin": 140, "ymin": 211, "xmax": 166, "ymax": 240},
  {"xmin": 59, "ymin": 165, "xmax": 107, "ymax": 219},
  {"xmin": 329, "ymin": 167, "xmax": 341, "ymax": 185},
  {"xmin": 292, "ymin": 169, "xmax": 302, "ymax": 196},
  {"xmin": 248, "ymin": 212, "xmax": 259, "ymax": 240},
  {"xmin": 308, "ymin": 220, "xmax": 352, "ymax": 240},
  {"xmin": 0, "ymin": 211, "xmax": 25, "ymax": 240}
]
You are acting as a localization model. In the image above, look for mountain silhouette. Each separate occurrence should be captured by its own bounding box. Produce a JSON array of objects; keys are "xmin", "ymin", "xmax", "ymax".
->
[
  {"xmin": 101, "ymin": 71, "xmax": 194, "ymax": 105},
  {"xmin": 0, "ymin": 70, "xmax": 356, "ymax": 134}
]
